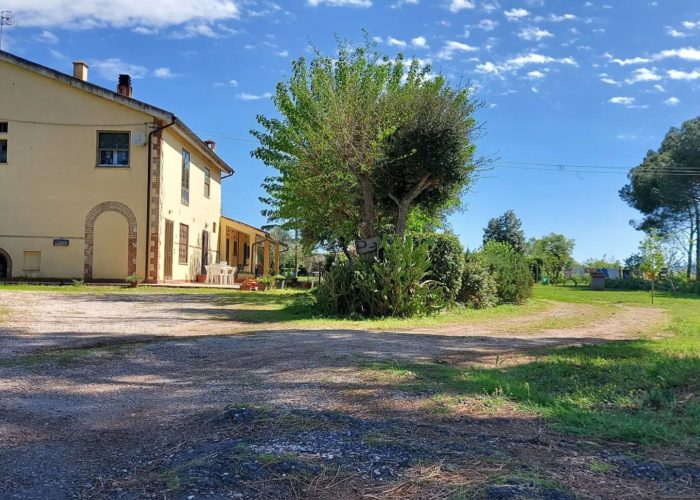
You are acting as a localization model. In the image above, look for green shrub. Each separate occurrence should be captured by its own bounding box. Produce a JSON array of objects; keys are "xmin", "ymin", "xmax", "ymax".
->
[
  {"xmin": 481, "ymin": 241, "xmax": 533, "ymax": 304},
  {"xmin": 457, "ymin": 253, "xmax": 498, "ymax": 308},
  {"xmin": 422, "ymin": 233, "xmax": 465, "ymax": 304},
  {"xmin": 604, "ymin": 278, "xmax": 651, "ymax": 290},
  {"xmin": 316, "ymin": 236, "xmax": 445, "ymax": 317}
]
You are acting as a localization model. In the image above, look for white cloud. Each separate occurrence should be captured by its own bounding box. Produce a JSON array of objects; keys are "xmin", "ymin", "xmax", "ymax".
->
[
  {"xmin": 518, "ymin": 26, "xmax": 553, "ymax": 41},
  {"xmin": 228, "ymin": 79, "xmax": 239, "ymax": 86},
  {"xmin": 307, "ymin": 0, "xmax": 371, "ymax": 5},
  {"xmin": 599, "ymin": 73, "xmax": 620, "ymax": 85},
  {"xmin": 504, "ymin": 8, "xmax": 529, "ymax": 21},
  {"xmin": 153, "ymin": 67, "xmax": 176, "ymax": 78},
  {"xmin": 4, "ymin": 0, "xmax": 239, "ymax": 32},
  {"xmin": 448, "ymin": 0, "xmax": 475, "ymax": 13},
  {"xmin": 391, "ymin": 0, "xmax": 419, "ymax": 8},
  {"xmin": 276, "ymin": 50, "xmax": 289, "ymax": 57},
  {"xmin": 237, "ymin": 92, "xmax": 273, "ymax": 101},
  {"xmin": 90, "ymin": 58, "xmax": 149, "ymax": 81},
  {"xmin": 436, "ymin": 40, "xmax": 478, "ymax": 60},
  {"xmin": 609, "ymin": 96, "xmax": 635, "ymax": 105},
  {"xmin": 35, "ymin": 30, "xmax": 59, "ymax": 44},
  {"xmin": 624, "ymin": 67, "xmax": 661, "ymax": 84},
  {"xmin": 477, "ymin": 52, "xmax": 577, "ymax": 75},
  {"xmin": 549, "ymin": 13, "xmax": 576, "ymax": 22},
  {"xmin": 667, "ymin": 69, "xmax": 700, "ymax": 80},
  {"xmin": 666, "ymin": 27, "xmax": 687, "ymax": 38},
  {"xmin": 527, "ymin": 70, "xmax": 545, "ymax": 78},
  {"xmin": 654, "ymin": 84, "xmax": 665, "ymax": 92},
  {"xmin": 531, "ymin": 86, "xmax": 539, "ymax": 93},
  {"xmin": 477, "ymin": 19, "xmax": 498, "ymax": 31},
  {"xmin": 606, "ymin": 47, "xmax": 700, "ymax": 66},
  {"xmin": 682, "ymin": 20, "xmax": 700, "ymax": 29},
  {"xmin": 411, "ymin": 36, "xmax": 428, "ymax": 48},
  {"xmin": 387, "ymin": 36, "xmax": 407, "ymax": 48},
  {"xmin": 664, "ymin": 96, "xmax": 680, "ymax": 106},
  {"xmin": 482, "ymin": 2, "xmax": 500, "ymax": 12}
]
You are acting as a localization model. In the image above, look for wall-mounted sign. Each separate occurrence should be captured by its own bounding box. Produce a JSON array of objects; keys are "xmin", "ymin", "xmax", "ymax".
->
[
  {"xmin": 53, "ymin": 239, "xmax": 69, "ymax": 247},
  {"xmin": 355, "ymin": 237, "xmax": 379, "ymax": 255}
]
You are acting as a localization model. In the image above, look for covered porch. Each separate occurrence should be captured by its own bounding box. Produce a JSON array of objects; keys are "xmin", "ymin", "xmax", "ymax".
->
[{"xmin": 218, "ymin": 216, "xmax": 285, "ymax": 281}]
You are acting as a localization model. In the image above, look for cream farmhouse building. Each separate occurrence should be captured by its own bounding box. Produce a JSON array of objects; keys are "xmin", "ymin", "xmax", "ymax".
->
[{"xmin": 0, "ymin": 51, "xmax": 239, "ymax": 282}]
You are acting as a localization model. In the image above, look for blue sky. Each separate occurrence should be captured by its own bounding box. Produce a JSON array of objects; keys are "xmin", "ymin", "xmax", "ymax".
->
[{"xmin": 3, "ymin": 0, "xmax": 699, "ymax": 261}]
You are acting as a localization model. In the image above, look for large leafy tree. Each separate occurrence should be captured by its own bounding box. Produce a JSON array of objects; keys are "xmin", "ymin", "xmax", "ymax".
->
[
  {"xmin": 528, "ymin": 233, "xmax": 575, "ymax": 284},
  {"xmin": 620, "ymin": 116, "xmax": 700, "ymax": 280},
  {"xmin": 252, "ymin": 40, "xmax": 478, "ymax": 248},
  {"xmin": 376, "ymin": 83, "xmax": 477, "ymax": 235},
  {"xmin": 482, "ymin": 210, "xmax": 526, "ymax": 253}
]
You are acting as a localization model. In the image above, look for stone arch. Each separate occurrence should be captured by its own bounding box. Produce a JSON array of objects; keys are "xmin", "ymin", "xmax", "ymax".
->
[
  {"xmin": 84, "ymin": 202, "xmax": 137, "ymax": 280},
  {"xmin": 0, "ymin": 247, "xmax": 12, "ymax": 279}
]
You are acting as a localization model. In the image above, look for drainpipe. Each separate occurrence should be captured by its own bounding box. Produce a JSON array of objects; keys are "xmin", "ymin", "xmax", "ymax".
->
[{"xmin": 145, "ymin": 116, "xmax": 177, "ymax": 281}]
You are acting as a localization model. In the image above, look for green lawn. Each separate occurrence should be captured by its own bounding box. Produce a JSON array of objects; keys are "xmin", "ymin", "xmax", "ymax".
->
[{"xmin": 369, "ymin": 285, "xmax": 700, "ymax": 452}]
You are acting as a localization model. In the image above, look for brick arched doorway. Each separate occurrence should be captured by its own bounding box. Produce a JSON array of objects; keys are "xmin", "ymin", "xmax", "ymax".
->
[
  {"xmin": 0, "ymin": 247, "xmax": 11, "ymax": 279},
  {"xmin": 84, "ymin": 202, "xmax": 137, "ymax": 280}
]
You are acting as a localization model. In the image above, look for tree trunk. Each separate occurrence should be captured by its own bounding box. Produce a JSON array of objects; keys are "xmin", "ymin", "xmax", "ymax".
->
[
  {"xmin": 358, "ymin": 175, "xmax": 376, "ymax": 238},
  {"xmin": 389, "ymin": 174, "xmax": 433, "ymax": 238},
  {"xmin": 395, "ymin": 199, "xmax": 411, "ymax": 237},
  {"xmin": 688, "ymin": 214, "xmax": 695, "ymax": 280},
  {"xmin": 694, "ymin": 201, "xmax": 700, "ymax": 283}
]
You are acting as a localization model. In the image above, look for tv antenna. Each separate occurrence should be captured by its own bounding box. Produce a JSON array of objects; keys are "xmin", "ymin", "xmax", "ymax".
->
[{"xmin": 0, "ymin": 11, "xmax": 13, "ymax": 51}]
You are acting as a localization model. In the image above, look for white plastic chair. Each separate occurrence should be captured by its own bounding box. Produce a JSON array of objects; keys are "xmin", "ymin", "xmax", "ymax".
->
[{"xmin": 225, "ymin": 266, "xmax": 237, "ymax": 286}]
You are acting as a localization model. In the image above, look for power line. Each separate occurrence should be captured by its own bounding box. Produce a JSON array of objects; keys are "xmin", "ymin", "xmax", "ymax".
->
[
  {"xmin": 490, "ymin": 164, "xmax": 700, "ymax": 177},
  {"xmin": 498, "ymin": 160, "xmax": 700, "ymax": 173},
  {"xmin": 0, "ymin": 117, "xmax": 152, "ymax": 127},
  {"xmin": 194, "ymin": 130, "xmax": 259, "ymax": 143},
  {"xmin": 1, "ymin": 116, "xmax": 699, "ymax": 176}
]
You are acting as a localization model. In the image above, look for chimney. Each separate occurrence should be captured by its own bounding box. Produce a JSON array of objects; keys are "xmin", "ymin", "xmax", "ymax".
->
[
  {"xmin": 204, "ymin": 140, "xmax": 216, "ymax": 152},
  {"xmin": 72, "ymin": 61, "xmax": 89, "ymax": 81},
  {"xmin": 117, "ymin": 74, "xmax": 133, "ymax": 98}
]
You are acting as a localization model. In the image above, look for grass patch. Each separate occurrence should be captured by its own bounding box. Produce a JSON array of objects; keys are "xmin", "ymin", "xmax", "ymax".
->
[
  {"xmin": 0, "ymin": 343, "xmax": 141, "ymax": 367},
  {"xmin": 367, "ymin": 286, "xmax": 700, "ymax": 452}
]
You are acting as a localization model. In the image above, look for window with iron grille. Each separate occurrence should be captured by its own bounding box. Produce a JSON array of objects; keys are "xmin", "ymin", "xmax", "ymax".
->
[
  {"xmin": 97, "ymin": 131, "xmax": 130, "ymax": 167},
  {"xmin": 178, "ymin": 224, "xmax": 189, "ymax": 264},
  {"xmin": 181, "ymin": 149, "xmax": 190, "ymax": 205},
  {"xmin": 204, "ymin": 168, "xmax": 211, "ymax": 198}
]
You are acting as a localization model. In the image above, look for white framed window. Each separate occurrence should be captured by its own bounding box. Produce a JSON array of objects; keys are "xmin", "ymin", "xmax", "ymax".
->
[
  {"xmin": 97, "ymin": 131, "xmax": 130, "ymax": 167},
  {"xmin": 181, "ymin": 149, "xmax": 190, "ymax": 205},
  {"xmin": 204, "ymin": 168, "xmax": 211, "ymax": 198}
]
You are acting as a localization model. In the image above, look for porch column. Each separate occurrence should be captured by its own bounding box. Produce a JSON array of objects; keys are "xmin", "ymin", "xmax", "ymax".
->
[
  {"xmin": 274, "ymin": 243, "xmax": 280, "ymax": 275},
  {"xmin": 263, "ymin": 239, "xmax": 271, "ymax": 276}
]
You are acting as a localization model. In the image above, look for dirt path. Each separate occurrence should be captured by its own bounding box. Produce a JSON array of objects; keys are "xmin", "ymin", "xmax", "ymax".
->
[
  {"xmin": 0, "ymin": 292, "xmax": 665, "ymax": 361},
  {"xmin": 1, "ymin": 291, "xmax": 694, "ymax": 499}
]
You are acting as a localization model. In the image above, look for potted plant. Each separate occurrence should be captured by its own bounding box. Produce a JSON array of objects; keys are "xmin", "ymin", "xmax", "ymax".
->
[
  {"xmin": 257, "ymin": 275, "xmax": 275, "ymax": 291},
  {"xmin": 125, "ymin": 273, "xmax": 142, "ymax": 288},
  {"xmin": 196, "ymin": 273, "xmax": 207, "ymax": 283},
  {"xmin": 273, "ymin": 274, "xmax": 286, "ymax": 289}
]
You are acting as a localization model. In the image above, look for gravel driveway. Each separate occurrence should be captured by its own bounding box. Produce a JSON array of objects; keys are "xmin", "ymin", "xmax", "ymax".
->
[{"xmin": 1, "ymin": 290, "xmax": 695, "ymax": 499}]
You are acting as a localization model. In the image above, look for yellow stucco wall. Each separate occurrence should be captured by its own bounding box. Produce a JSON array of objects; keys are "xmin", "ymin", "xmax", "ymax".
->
[
  {"xmin": 158, "ymin": 129, "xmax": 223, "ymax": 281},
  {"xmin": 0, "ymin": 58, "xmax": 225, "ymax": 282},
  {"xmin": 0, "ymin": 59, "xmax": 151, "ymax": 280}
]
